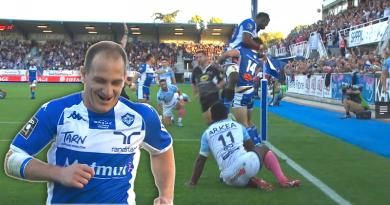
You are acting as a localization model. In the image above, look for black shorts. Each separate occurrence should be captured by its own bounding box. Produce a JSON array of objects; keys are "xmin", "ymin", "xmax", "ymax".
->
[{"xmin": 199, "ymin": 92, "xmax": 220, "ymax": 112}]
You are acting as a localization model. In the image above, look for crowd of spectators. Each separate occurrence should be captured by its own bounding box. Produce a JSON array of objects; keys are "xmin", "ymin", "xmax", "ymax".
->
[
  {"xmin": 0, "ymin": 40, "xmax": 180, "ymax": 71},
  {"xmin": 183, "ymin": 43, "xmax": 226, "ymax": 60},
  {"xmin": 283, "ymin": 49, "xmax": 384, "ymax": 76},
  {"xmin": 0, "ymin": 40, "xmax": 32, "ymax": 69},
  {"xmin": 125, "ymin": 42, "xmax": 178, "ymax": 70},
  {"xmin": 282, "ymin": 0, "xmax": 390, "ymax": 49}
]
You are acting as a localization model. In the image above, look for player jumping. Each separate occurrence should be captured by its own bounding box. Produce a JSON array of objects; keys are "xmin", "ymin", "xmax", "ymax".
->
[
  {"xmin": 187, "ymin": 102, "xmax": 300, "ymax": 189},
  {"xmin": 218, "ymin": 41, "xmax": 263, "ymax": 145}
]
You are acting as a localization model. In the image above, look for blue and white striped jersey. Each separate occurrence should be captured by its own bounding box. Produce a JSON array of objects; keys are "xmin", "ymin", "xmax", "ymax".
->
[
  {"xmin": 138, "ymin": 63, "xmax": 155, "ymax": 87},
  {"xmin": 11, "ymin": 92, "xmax": 172, "ymax": 204},
  {"xmin": 237, "ymin": 47, "xmax": 261, "ymax": 87},
  {"xmin": 199, "ymin": 119, "xmax": 250, "ymax": 172},
  {"xmin": 228, "ymin": 18, "xmax": 257, "ymax": 49},
  {"xmin": 28, "ymin": 66, "xmax": 37, "ymax": 82}
]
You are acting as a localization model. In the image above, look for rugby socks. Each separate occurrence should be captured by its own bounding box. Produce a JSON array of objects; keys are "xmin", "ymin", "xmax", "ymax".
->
[
  {"xmin": 263, "ymin": 150, "xmax": 287, "ymax": 184},
  {"xmin": 178, "ymin": 107, "xmax": 185, "ymax": 119},
  {"xmin": 247, "ymin": 126, "xmax": 261, "ymax": 145},
  {"xmin": 250, "ymin": 125, "xmax": 261, "ymax": 144},
  {"xmin": 31, "ymin": 91, "xmax": 35, "ymax": 98}
]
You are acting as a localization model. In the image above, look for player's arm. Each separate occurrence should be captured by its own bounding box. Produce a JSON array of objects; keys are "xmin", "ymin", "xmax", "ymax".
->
[
  {"xmin": 242, "ymin": 32, "xmax": 264, "ymax": 51},
  {"xmin": 5, "ymin": 149, "xmax": 94, "ymax": 189},
  {"xmin": 187, "ymin": 154, "xmax": 207, "ymax": 187},
  {"xmin": 171, "ymin": 71, "xmax": 177, "ymax": 85},
  {"xmin": 187, "ymin": 132, "xmax": 209, "ymax": 187},
  {"xmin": 217, "ymin": 49, "xmax": 240, "ymax": 64},
  {"xmin": 150, "ymin": 147, "xmax": 175, "ymax": 204},
  {"xmin": 381, "ymin": 67, "xmax": 389, "ymax": 90},
  {"xmin": 142, "ymin": 105, "xmax": 175, "ymax": 204},
  {"xmin": 191, "ymin": 71, "xmax": 199, "ymax": 98},
  {"xmin": 120, "ymin": 23, "xmax": 128, "ymax": 49},
  {"xmin": 241, "ymin": 125, "xmax": 255, "ymax": 151},
  {"xmin": 4, "ymin": 102, "xmax": 94, "ymax": 189}
]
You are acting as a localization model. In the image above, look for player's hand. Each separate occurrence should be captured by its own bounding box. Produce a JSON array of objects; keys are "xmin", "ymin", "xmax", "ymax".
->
[
  {"xmin": 153, "ymin": 197, "xmax": 173, "ymax": 205},
  {"xmin": 123, "ymin": 23, "xmax": 128, "ymax": 34},
  {"xmin": 130, "ymin": 83, "xmax": 137, "ymax": 91},
  {"xmin": 57, "ymin": 164, "xmax": 95, "ymax": 189},
  {"xmin": 185, "ymin": 181, "xmax": 196, "ymax": 188}
]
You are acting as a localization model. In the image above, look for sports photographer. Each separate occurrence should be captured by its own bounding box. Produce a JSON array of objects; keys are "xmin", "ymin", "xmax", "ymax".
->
[{"xmin": 341, "ymin": 83, "xmax": 368, "ymax": 119}]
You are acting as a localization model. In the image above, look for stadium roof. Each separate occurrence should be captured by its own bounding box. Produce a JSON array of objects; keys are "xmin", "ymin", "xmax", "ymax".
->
[{"xmin": 0, "ymin": 19, "xmax": 236, "ymax": 42}]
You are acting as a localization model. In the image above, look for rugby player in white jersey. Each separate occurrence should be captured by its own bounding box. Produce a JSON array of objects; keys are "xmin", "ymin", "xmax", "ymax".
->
[
  {"xmin": 187, "ymin": 102, "xmax": 300, "ymax": 189},
  {"xmin": 4, "ymin": 41, "xmax": 175, "ymax": 205}
]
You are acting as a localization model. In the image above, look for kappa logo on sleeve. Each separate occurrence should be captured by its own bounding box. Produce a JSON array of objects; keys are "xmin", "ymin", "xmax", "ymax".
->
[{"xmin": 19, "ymin": 117, "xmax": 38, "ymax": 139}]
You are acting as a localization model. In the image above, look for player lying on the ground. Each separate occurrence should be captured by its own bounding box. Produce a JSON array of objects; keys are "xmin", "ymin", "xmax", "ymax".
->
[
  {"xmin": 186, "ymin": 102, "xmax": 300, "ymax": 190},
  {"xmin": 157, "ymin": 79, "xmax": 186, "ymax": 127}
]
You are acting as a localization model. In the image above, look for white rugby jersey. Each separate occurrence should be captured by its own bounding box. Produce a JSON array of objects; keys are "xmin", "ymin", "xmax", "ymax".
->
[
  {"xmin": 199, "ymin": 119, "xmax": 250, "ymax": 172},
  {"xmin": 11, "ymin": 92, "xmax": 172, "ymax": 204}
]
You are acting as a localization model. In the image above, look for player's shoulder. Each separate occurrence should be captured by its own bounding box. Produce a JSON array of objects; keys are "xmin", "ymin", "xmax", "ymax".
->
[
  {"xmin": 36, "ymin": 92, "xmax": 83, "ymax": 123},
  {"xmin": 42, "ymin": 92, "xmax": 82, "ymax": 111}
]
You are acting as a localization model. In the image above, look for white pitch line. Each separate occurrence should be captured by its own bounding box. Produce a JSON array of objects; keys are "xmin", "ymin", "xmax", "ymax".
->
[
  {"xmin": 0, "ymin": 121, "xmax": 25, "ymax": 124},
  {"xmin": 265, "ymin": 141, "xmax": 352, "ymax": 205}
]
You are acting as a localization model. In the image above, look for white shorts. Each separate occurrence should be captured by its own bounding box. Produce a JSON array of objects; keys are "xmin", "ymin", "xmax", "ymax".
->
[
  {"xmin": 220, "ymin": 151, "xmax": 261, "ymax": 187},
  {"xmin": 162, "ymin": 93, "xmax": 179, "ymax": 117},
  {"xmin": 232, "ymin": 87, "xmax": 255, "ymax": 109}
]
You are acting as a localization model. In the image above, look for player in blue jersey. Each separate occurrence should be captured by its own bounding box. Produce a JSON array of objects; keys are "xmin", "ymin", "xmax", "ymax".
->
[
  {"xmin": 156, "ymin": 59, "xmax": 176, "ymax": 85},
  {"xmin": 26, "ymin": 61, "xmax": 38, "ymax": 99},
  {"xmin": 187, "ymin": 102, "xmax": 300, "ymax": 189},
  {"xmin": 157, "ymin": 79, "xmax": 185, "ymax": 127},
  {"xmin": 228, "ymin": 12, "xmax": 270, "ymax": 50},
  {"xmin": 133, "ymin": 54, "xmax": 156, "ymax": 103},
  {"xmin": 218, "ymin": 43, "xmax": 263, "ymax": 145},
  {"xmin": 4, "ymin": 41, "xmax": 175, "ymax": 205}
]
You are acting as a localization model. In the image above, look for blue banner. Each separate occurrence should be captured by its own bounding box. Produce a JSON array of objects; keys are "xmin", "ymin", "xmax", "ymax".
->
[{"xmin": 331, "ymin": 74, "xmax": 352, "ymax": 100}]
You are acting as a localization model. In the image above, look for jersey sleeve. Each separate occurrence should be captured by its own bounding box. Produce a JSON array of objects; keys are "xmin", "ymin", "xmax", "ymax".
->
[
  {"xmin": 384, "ymin": 59, "xmax": 390, "ymax": 72},
  {"xmin": 242, "ymin": 19, "xmax": 256, "ymax": 34},
  {"xmin": 139, "ymin": 64, "xmax": 147, "ymax": 74},
  {"xmin": 141, "ymin": 104, "xmax": 172, "ymax": 155},
  {"xmin": 11, "ymin": 102, "xmax": 60, "ymax": 156},
  {"xmin": 170, "ymin": 85, "xmax": 178, "ymax": 93},
  {"xmin": 199, "ymin": 132, "xmax": 210, "ymax": 157}
]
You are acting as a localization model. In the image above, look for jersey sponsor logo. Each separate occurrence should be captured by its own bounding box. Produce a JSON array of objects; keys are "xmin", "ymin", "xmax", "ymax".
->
[
  {"xmin": 243, "ymin": 73, "xmax": 253, "ymax": 81},
  {"xmin": 245, "ymin": 22, "xmax": 254, "ymax": 30},
  {"xmin": 64, "ymin": 158, "xmax": 134, "ymax": 178},
  {"xmin": 200, "ymin": 74, "xmax": 209, "ymax": 81},
  {"xmin": 90, "ymin": 119, "xmax": 115, "ymax": 129},
  {"xmin": 111, "ymin": 145, "xmax": 138, "ymax": 153},
  {"xmin": 67, "ymin": 111, "xmax": 86, "ymax": 121},
  {"xmin": 19, "ymin": 116, "xmax": 38, "ymax": 139},
  {"xmin": 114, "ymin": 131, "xmax": 141, "ymax": 145},
  {"xmin": 208, "ymin": 122, "xmax": 237, "ymax": 135},
  {"xmin": 121, "ymin": 113, "xmax": 135, "ymax": 127},
  {"xmin": 61, "ymin": 131, "xmax": 87, "ymax": 149}
]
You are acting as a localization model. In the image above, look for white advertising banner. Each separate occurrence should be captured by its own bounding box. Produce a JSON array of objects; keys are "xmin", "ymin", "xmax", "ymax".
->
[
  {"xmin": 287, "ymin": 74, "xmax": 328, "ymax": 98},
  {"xmin": 348, "ymin": 21, "xmax": 389, "ymax": 47}
]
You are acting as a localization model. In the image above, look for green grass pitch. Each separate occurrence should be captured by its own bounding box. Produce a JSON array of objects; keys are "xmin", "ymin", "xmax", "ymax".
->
[{"xmin": 0, "ymin": 83, "xmax": 389, "ymax": 205}]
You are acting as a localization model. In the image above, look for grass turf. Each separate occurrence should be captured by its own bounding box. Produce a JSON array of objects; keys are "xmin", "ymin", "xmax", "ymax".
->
[{"xmin": 0, "ymin": 83, "xmax": 388, "ymax": 205}]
